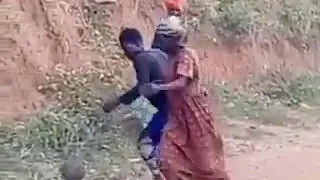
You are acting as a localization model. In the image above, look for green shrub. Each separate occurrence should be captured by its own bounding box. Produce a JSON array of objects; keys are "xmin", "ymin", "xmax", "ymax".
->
[{"xmin": 188, "ymin": 0, "xmax": 320, "ymax": 39}]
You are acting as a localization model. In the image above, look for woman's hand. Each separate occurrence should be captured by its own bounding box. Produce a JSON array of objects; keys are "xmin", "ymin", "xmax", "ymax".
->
[{"xmin": 139, "ymin": 83, "xmax": 160, "ymax": 97}]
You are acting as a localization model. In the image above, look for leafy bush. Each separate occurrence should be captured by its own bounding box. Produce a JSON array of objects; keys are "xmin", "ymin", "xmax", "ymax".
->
[
  {"xmin": 188, "ymin": 0, "xmax": 320, "ymax": 39},
  {"xmin": 3, "ymin": 63, "xmax": 152, "ymax": 179},
  {"xmin": 243, "ymin": 71, "xmax": 320, "ymax": 107}
]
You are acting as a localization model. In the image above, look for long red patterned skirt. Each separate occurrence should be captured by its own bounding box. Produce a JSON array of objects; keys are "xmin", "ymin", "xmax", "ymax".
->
[{"xmin": 158, "ymin": 93, "xmax": 230, "ymax": 180}]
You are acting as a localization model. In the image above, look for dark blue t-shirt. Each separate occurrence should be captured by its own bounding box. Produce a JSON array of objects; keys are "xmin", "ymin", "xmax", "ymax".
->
[{"xmin": 119, "ymin": 49, "xmax": 168, "ymax": 113}]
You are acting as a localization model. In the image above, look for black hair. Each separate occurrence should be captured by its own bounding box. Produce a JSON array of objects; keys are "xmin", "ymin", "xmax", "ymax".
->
[{"xmin": 119, "ymin": 28, "xmax": 143, "ymax": 49}]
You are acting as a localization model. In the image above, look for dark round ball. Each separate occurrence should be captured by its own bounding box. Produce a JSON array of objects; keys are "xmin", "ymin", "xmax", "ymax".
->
[{"xmin": 60, "ymin": 157, "xmax": 85, "ymax": 180}]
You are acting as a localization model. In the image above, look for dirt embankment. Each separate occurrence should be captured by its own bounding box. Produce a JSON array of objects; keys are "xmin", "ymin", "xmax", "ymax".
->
[
  {"xmin": 1, "ymin": 0, "xmax": 319, "ymax": 121},
  {"xmin": 2, "ymin": 1, "xmax": 320, "ymax": 180},
  {"xmin": 0, "ymin": 0, "xmax": 99, "ymax": 122}
]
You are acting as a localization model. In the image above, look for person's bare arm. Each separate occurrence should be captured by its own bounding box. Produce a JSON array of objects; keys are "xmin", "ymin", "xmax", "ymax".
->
[
  {"xmin": 158, "ymin": 75, "xmax": 189, "ymax": 90},
  {"xmin": 159, "ymin": 49, "xmax": 194, "ymax": 91},
  {"xmin": 103, "ymin": 54, "xmax": 151, "ymax": 112}
]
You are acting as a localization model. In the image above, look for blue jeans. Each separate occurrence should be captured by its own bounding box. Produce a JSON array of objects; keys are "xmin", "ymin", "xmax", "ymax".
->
[
  {"xmin": 137, "ymin": 110, "xmax": 167, "ymax": 176},
  {"xmin": 138, "ymin": 110, "xmax": 167, "ymax": 145}
]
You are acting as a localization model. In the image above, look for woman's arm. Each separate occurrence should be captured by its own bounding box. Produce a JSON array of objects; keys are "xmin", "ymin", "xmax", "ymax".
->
[
  {"xmin": 158, "ymin": 75, "xmax": 189, "ymax": 91},
  {"xmin": 159, "ymin": 48, "xmax": 197, "ymax": 91},
  {"xmin": 158, "ymin": 48, "xmax": 197, "ymax": 91}
]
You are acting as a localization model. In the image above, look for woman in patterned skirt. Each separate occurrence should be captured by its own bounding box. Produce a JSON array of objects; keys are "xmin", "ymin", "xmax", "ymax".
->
[{"xmin": 140, "ymin": 16, "xmax": 231, "ymax": 180}]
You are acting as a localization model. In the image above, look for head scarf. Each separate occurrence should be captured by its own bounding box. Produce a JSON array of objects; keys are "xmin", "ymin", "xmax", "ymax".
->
[{"xmin": 155, "ymin": 16, "xmax": 186, "ymax": 39}]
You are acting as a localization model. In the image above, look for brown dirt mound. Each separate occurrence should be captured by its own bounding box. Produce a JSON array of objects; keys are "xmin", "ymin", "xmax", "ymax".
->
[
  {"xmin": 0, "ymin": 0, "xmax": 319, "ymax": 122},
  {"xmin": 0, "ymin": 0, "xmax": 100, "ymax": 122}
]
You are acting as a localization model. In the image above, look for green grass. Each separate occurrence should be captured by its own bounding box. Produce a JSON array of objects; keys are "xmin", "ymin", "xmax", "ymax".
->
[
  {"xmin": 215, "ymin": 85, "xmax": 264, "ymax": 119},
  {"xmin": 1, "ymin": 63, "xmax": 151, "ymax": 180},
  {"xmin": 3, "ymin": 56, "xmax": 320, "ymax": 180},
  {"xmin": 2, "ymin": 1, "xmax": 320, "ymax": 179},
  {"xmin": 187, "ymin": 0, "xmax": 320, "ymax": 40},
  {"xmin": 217, "ymin": 73, "xmax": 320, "ymax": 124}
]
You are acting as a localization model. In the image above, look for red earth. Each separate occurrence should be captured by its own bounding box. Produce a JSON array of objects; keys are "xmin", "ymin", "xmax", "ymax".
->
[{"xmin": 1, "ymin": 0, "xmax": 320, "ymax": 179}]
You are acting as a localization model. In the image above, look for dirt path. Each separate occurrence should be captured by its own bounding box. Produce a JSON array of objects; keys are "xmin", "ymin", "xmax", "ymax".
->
[
  {"xmin": 224, "ymin": 118, "xmax": 320, "ymax": 180},
  {"xmin": 127, "ymin": 114, "xmax": 320, "ymax": 180},
  {"xmin": 229, "ymin": 146, "xmax": 320, "ymax": 180}
]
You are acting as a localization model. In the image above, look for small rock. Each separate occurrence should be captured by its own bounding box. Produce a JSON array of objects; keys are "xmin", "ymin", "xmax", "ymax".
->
[
  {"xmin": 60, "ymin": 155, "xmax": 85, "ymax": 180},
  {"xmin": 300, "ymin": 103, "xmax": 312, "ymax": 109},
  {"xmin": 93, "ymin": 0, "xmax": 117, "ymax": 4},
  {"xmin": 225, "ymin": 102, "xmax": 235, "ymax": 108},
  {"xmin": 128, "ymin": 158, "xmax": 141, "ymax": 163}
]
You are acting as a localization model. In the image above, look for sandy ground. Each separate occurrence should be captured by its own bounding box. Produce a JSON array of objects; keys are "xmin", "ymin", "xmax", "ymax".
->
[
  {"xmin": 223, "ymin": 117, "xmax": 320, "ymax": 180},
  {"xmin": 229, "ymin": 147, "xmax": 320, "ymax": 180},
  {"xmin": 130, "ymin": 110, "xmax": 320, "ymax": 180}
]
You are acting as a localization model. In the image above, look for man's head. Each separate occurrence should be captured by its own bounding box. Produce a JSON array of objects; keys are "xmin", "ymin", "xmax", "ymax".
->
[
  {"xmin": 119, "ymin": 28, "xmax": 144, "ymax": 60},
  {"xmin": 152, "ymin": 16, "xmax": 187, "ymax": 53}
]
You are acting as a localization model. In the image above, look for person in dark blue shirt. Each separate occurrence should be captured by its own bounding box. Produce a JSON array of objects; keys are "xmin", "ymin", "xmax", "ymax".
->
[{"xmin": 102, "ymin": 28, "xmax": 169, "ymax": 176}]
